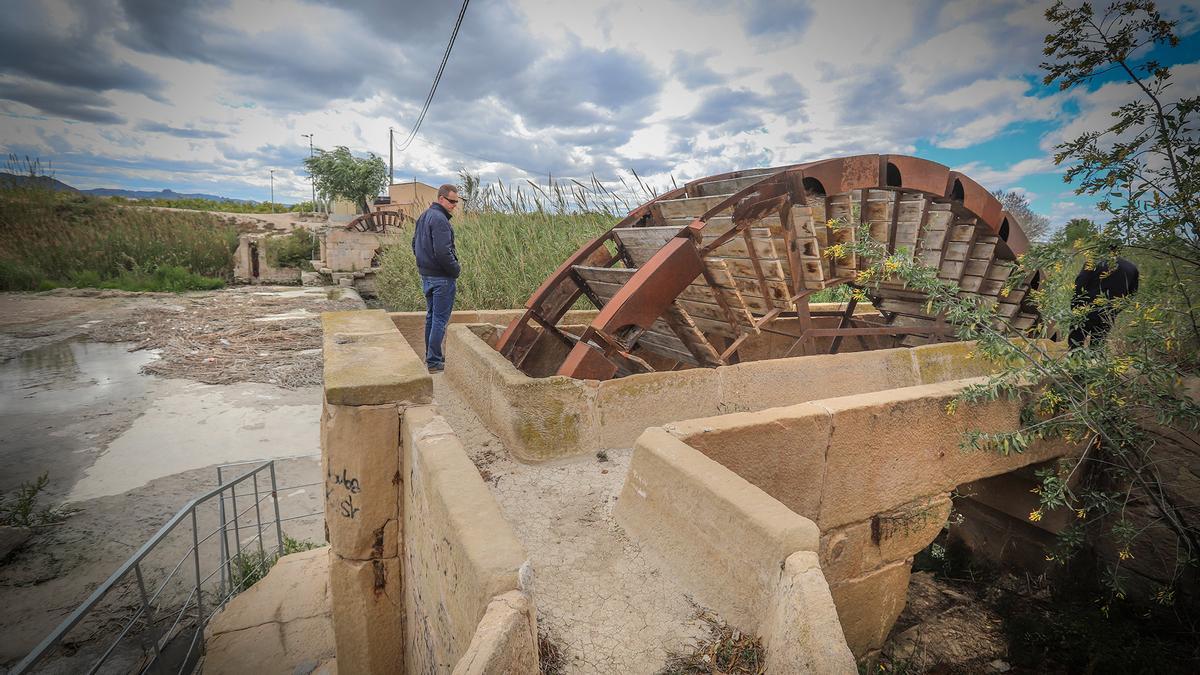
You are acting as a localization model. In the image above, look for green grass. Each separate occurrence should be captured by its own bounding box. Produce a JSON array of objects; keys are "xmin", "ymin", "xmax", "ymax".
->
[
  {"xmin": 229, "ymin": 536, "xmax": 320, "ymax": 593},
  {"xmin": 264, "ymin": 228, "xmax": 317, "ymax": 269},
  {"xmin": 0, "ymin": 187, "xmax": 239, "ymax": 292},
  {"xmin": 377, "ymin": 210, "xmax": 615, "ymax": 311}
]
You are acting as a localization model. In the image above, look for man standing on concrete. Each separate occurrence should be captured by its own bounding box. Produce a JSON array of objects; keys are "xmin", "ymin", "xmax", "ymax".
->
[{"xmin": 412, "ymin": 184, "xmax": 462, "ymax": 373}]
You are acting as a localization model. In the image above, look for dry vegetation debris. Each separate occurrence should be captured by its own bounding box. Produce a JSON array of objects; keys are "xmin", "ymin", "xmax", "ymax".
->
[
  {"xmin": 657, "ymin": 611, "xmax": 766, "ymax": 675},
  {"xmin": 84, "ymin": 287, "xmax": 362, "ymax": 387}
]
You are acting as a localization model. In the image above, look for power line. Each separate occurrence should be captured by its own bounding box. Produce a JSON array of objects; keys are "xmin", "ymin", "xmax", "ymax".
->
[{"xmin": 394, "ymin": 0, "xmax": 470, "ymax": 153}]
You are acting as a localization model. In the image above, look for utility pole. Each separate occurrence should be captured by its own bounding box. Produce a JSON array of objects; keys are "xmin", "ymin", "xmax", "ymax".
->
[
  {"xmin": 389, "ymin": 127, "xmax": 394, "ymax": 185},
  {"xmin": 301, "ymin": 133, "xmax": 316, "ymax": 212},
  {"xmin": 269, "ymin": 169, "xmax": 275, "ymax": 212}
]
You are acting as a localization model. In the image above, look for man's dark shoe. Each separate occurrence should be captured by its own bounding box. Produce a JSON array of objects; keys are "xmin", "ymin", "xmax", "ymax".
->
[{"xmin": 428, "ymin": 365, "xmax": 444, "ymax": 373}]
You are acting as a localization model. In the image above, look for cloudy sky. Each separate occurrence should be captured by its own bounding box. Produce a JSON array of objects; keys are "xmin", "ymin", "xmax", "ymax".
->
[{"xmin": 0, "ymin": 0, "xmax": 1196, "ymax": 228}]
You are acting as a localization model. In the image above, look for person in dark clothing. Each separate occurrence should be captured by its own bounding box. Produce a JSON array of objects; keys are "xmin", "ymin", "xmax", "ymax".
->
[
  {"xmin": 412, "ymin": 184, "xmax": 462, "ymax": 372},
  {"xmin": 1069, "ymin": 255, "xmax": 1139, "ymax": 349}
]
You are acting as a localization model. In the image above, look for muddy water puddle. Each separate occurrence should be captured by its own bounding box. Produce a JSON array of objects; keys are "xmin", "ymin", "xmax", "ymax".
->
[
  {"xmin": 1, "ymin": 339, "xmax": 322, "ymax": 503},
  {"xmin": 0, "ymin": 340, "xmax": 158, "ymax": 496}
]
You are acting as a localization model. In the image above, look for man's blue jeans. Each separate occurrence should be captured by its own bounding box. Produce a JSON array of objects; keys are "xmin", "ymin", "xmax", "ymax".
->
[{"xmin": 421, "ymin": 275, "xmax": 456, "ymax": 369}]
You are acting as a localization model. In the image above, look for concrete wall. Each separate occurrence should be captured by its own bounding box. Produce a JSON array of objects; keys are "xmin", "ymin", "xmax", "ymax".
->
[
  {"xmin": 322, "ymin": 228, "xmax": 407, "ymax": 272},
  {"xmin": 321, "ymin": 310, "xmax": 537, "ymax": 674},
  {"xmin": 655, "ymin": 378, "xmax": 1072, "ymax": 656},
  {"xmin": 615, "ymin": 427, "xmax": 856, "ymax": 673},
  {"xmin": 446, "ymin": 321, "xmax": 1001, "ymax": 462},
  {"xmin": 402, "ymin": 405, "xmax": 533, "ymax": 674}
]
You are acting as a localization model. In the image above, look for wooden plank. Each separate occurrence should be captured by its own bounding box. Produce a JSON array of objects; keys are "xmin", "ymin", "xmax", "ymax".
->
[
  {"xmin": 692, "ymin": 173, "xmax": 776, "ymax": 197},
  {"xmin": 635, "ymin": 331, "xmax": 698, "ymax": 365},
  {"xmin": 686, "ymin": 313, "xmax": 741, "ymax": 339},
  {"xmin": 676, "ymin": 296, "xmax": 754, "ymax": 328},
  {"xmin": 659, "ymin": 306, "xmax": 725, "ymax": 366},
  {"xmin": 613, "ymin": 226, "xmax": 682, "ymax": 249},
  {"xmin": 701, "ymin": 234, "xmax": 782, "ymax": 260},
  {"xmin": 573, "ymin": 265, "xmax": 636, "ymax": 286},
  {"xmin": 655, "ymin": 194, "xmax": 730, "ymax": 219}
]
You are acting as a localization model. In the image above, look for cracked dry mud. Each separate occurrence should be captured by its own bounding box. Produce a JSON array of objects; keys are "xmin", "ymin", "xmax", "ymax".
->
[{"xmin": 432, "ymin": 376, "xmax": 707, "ymax": 674}]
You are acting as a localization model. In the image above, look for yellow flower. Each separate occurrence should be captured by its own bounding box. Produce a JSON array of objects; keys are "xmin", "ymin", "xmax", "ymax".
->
[
  {"xmin": 883, "ymin": 259, "xmax": 900, "ymax": 273},
  {"xmin": 1029, "ymin": 510, "xmax": 1043, "ymax": 522},
  {"xmin": 999, "ymin": 287, "xmax": 1011, "ymax": 298},
  {"xmin": 1118, "ymin": 549, "xmax": 1133, "ymax": 560},
  {"xmin": 1045, "ymin": 554, "xmax": 1056, "ymax": 562},
  {"xmin": 826, "ymin": 218, "xmax": 837, "ymax": 227},
  {"xmin": 945, "ymin": 401, "xmax": 958, "ymax": 415},
  {"xmin": 1076, "ymin": 509, "xmax": 1086, "ymax": 519}
]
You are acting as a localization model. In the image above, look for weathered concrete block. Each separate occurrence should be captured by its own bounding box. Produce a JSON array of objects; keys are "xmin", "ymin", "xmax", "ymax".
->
[
  {"xmin": 451, "ymin": 591, "xmax": 539, "ymax": 675},
  {"xmin": 446, "ymin": 325, "xmax": 597, "ymax": 462},
  {"xmin": 493, "ymin": 373, "xmax": 596, "ymax": 462},
  {"xmin": 615, "ymin": 427, "xmax": 819, "ymax": 628},
  {"xmin": 828, "ymin": 558, "xmax": 911, "ymax": 658},
  {"xmin": 718, "ymin": 346, "xmax": 921, "ymax": 413},
  {"xmin": 817, "ymin": 379, "xmax": 1068, "ymax": 530},
  {"xmin": 205, "ymin": 547, "xmax": 336, "ymax": 675},
  {"xmin": 301, "ymin": 271, "xmax": 325, "ymax": 287},
  {"xmin": 321, "ymin": 401, "xmax": 400, "ymax": 560},
  {"xmin": 668, "ymin": 402, "xmax": 832, "ymax": 521},
  {"xmin": 760, "ymin": 551, "xmax": 856, "ymax": 674},
  {"xmin": 322, "ymin": 310, "xmax": 432, "ymax": 406},
  {"xmin": 403, "ymin": 405, "xmax": 528, "ymax": 674},
  {"xmin": 445, "ymin": 325, "xmax": 500, "ymax": 429},
  {"xmin": 596, "ymin": 367, "xmax": 722, "ymax": 449},
  {"xmin": 819, "ymin": 495, "xmax": 951, "ymax": 583},
  {"xmin": 330, "ymin": 553, "xmax": 403, "ymax": 675},
  {"xmin": 909, "ymin": 341, "xmax": 995, "ymax": 384}
]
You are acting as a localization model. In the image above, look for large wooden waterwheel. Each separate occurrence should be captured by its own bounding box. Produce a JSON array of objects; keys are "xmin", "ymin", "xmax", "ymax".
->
[{"xmin": 495, "ymin": 154, "xmax": 1039, "ymax": 380}]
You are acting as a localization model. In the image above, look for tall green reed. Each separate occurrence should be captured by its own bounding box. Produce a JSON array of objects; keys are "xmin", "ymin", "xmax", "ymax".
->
[{"xmin": 0, "ymin": 187, "xmax": 239, "ymax": 291}]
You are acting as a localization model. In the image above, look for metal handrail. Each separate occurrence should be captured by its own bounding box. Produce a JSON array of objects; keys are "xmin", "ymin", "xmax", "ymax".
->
[{"xmin": 12, "ymin": 461, "xmax": 284, "ymax": 674}]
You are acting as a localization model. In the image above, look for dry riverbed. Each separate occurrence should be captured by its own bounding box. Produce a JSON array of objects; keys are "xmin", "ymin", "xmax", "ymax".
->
[{"xmin": 0, "ymin": 286, "xmax": 355, "ymax": 671}]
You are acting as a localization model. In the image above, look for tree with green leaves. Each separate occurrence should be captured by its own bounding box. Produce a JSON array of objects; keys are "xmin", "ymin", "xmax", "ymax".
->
[
  {"xmin": 828, "ymin": 0, "xmax": 1199, "ymax": 610},
  {"xmin": 303, "ymin": 146, "xmax": 388, "ymax": 217}
]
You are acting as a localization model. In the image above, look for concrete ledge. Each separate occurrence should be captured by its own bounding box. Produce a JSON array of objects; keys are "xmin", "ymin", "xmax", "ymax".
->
[
  {"xmin": 452, "ymin": 591, "xmax": 539, "ymax": 675},
  {"xmin": 446, "ymin": 322, "xmax": 1003, "ymax": 461},
  {"xmin": 615, "ymin": 427, "xmax": 819, "ymax": 628},
  {"xmin": 203, "ymin": 547, "xmax": 335, "ymax": 675},
  {"xmin": 670, "ymin": 378, "xmax": 1070, "ymax": 531},
  {"xmin": 322, "ymin": 309, "xmax": 432, "ymax": 406},
  {"xmin": 403, "ymin": 405, "xmax": 531, "ymax": 673},
  {"xmin": 760, "ymin": 551, "xmax": 856, "ymax": 674}
]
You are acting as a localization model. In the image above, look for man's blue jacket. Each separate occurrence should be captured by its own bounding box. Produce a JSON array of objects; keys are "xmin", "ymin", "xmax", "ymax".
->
[{"xmin": 412, "ymin": 203, "xmax": 461, "ymax": 279}]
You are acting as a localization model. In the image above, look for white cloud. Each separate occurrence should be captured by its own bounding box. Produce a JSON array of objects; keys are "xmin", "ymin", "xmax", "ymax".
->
[
  {"xmin": 0, "ymin": 0, "xmax": 1194, "ymax": 204},
  {"xmin": 953, "ymin": 156, "xmax": 1060, "ymax": 187}
]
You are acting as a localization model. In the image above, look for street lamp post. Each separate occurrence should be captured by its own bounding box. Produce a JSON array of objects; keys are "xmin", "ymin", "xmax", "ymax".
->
[
  {"xmin": 269, "ymin": 169, "xmax": 275, "ymax": 213},
  {"xmin": 301, "ymin": 133, "xmax": 316, "ymax": 212}
]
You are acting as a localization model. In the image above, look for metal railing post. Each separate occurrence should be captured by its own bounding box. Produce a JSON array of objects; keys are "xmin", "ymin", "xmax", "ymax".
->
[
  {"xmin": 216, "ymin": 466, "xmax": 230, "ymax": 601},
  {"xmin": 269, "ymin": 461, "xmax": 285, "ymax": 557},
  {"xmin": 134, "ymin": 563, "xmax": 163, "ymax": 665},
  {"xmin": 229, "ymin": 479, "xmax": 243, "ymax": 583},
  {"xmin": 252, "ymin": 470, "xmax": 266, "ymax": 560},
  {"xmin": 190, "ymin": 509, "xmax": 204, "ymax": 633}
]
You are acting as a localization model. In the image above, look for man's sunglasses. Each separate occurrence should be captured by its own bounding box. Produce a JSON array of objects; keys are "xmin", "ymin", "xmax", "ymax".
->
[{"xmin": 443, "ymin": 197, "xmax": 459, "ymax": 204}]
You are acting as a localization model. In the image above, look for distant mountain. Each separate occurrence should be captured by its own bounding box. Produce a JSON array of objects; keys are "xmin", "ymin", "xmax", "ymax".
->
[
  {"xmin": 0, "ymin": 172, "xmax": 250, "ymax": 203},
  {"xmin": 80, "ymin": 187, "xmax": 248, "ymax": 202},
  {"xmin": 0, "ymin": 172, "xmax": 78, "ymax": 192}
]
